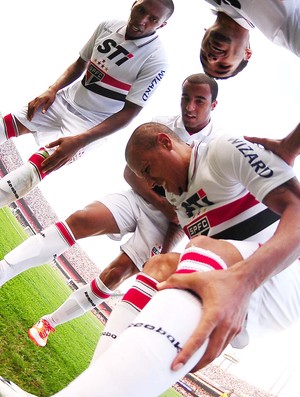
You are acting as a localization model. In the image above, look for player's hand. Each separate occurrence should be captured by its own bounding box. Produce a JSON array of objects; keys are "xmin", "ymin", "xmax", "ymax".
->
[
  {"xmin": 27, "ymin": 87, "xmax": 57, "ymax": 121},
  {"xmin": 41, "ymin": 135, "xmax": 84, "ymax": 173},
  {"xmin": 245, "ymin": 122, "xmax": 300, "ymax": 166},
  {"xmin": 157, "ymin": 266, "xmax": 251, "ymax": 371}
]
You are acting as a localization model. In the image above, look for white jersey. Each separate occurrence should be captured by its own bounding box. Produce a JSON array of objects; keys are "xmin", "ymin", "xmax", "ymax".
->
[
  {"xmin": 102, "ymin": 118, "xmax": 221, "ymax": 268},
  {"xmin": 204, "ymin": 0, "xmax": 300, "ymax": 57},
  {"xmin": 166, "ymin": 134, "xmax": 295, "ymax": 242},
  {"xmin": 152, "ymin": 115, "xmax": 221, "ymax": 145},
  {"xmin": 67, "ymin": 20, "xmax": 168, "ymax": 113}
]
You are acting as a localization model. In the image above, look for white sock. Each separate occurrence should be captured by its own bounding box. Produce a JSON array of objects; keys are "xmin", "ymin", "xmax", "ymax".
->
[
  {"xmin": 53, "ymin": 247, "xmax": 226, "ymax": 397},
  {"xmin": 91, "ymin": 272, "xmax": 157, "ymax": 363},
  {"xmin": 0, "ymin": 148, "xmax": 49, "ymax": 208},
  {"xmin": 43, "ymin": 278, "xmax": 114, "ymax": 328},
  {"xmin": 0, "ymin": 222, "xmax": 75, "ymax": 287},
  {"xmin": 0, "ymin": 114, "xmax": 18, "ymax": 144}
]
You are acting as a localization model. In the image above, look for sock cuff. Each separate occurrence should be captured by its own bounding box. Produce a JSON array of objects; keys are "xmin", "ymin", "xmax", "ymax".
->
[
  {"xmin": 28, "ymin": 147, "xmax": 49, "ymax": 180},
  {"xmin": 91, "ymin": 277, "xmax": 114, "ymax": 299},
  {"xmin": 122, "ymin": 272, "xmax": 158, "ymax": 312},
  {"xmin": 177, "ymin": 246, "xmax": 227, "ymax": 274},
  {"xmin": 3, "ymin": 114, "xmax": 19, "ymax": 139},
  {"xmin": 55, "ymin": 221, "xmax": 76, "ymax": 247}
]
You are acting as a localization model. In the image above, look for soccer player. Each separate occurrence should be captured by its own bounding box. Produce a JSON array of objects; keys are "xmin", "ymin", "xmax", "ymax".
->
[
  {"xmin": 1, "ymin": 123, "xmax": 300, "ymax": 396},
  {"xmin": 21, "ymin": 121, "xmax": 298, "ymax": 397},
  {"xmin": 0, "ymin": 73, "xmax": 219, "ymax": 347},
  {"xmin": 0, "ymin": 0, "xmax": 174, "ymax": 207},
  {"xmin": 200, "ymin": 0, "xmax": 300, "ymax": 78}
]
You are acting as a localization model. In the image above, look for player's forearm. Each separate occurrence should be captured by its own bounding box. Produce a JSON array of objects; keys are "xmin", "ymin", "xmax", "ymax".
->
[
  {"xmin": 161, "ymin": 223, "xmax": 185, "ymax": 253},
  {"xmin": 79, "ymin": 102, "xmax": 142, "ymax": 146},
  {"xmin": 232, "ymin": 201, "xmax": 300, "ymax": 294},
  {"xmin": 49, "ymin": 57, "xmax": 87, "ymax": 94}
]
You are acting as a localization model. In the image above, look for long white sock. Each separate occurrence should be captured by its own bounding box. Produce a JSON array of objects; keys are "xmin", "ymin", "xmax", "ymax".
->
[
  {"xmin": 0, "ymin": 114, "xmax": 18, "ymax": 144},
  {"xmin": 91, "ymin": 272, "xmax": 158, "ymax": 363},
  {"xmin": 0, "ymin": 147, "xmax": 49, "ymax": 208},
  {"xmin": 43, "ymin": 278, "xmax": 114, "ymax": 328},
  {"xmin": 53, "ymin": 247, "xmax": 227, "ymax": 397},
  {"xmin": 0, "ymin": 221, "xmax": 75, "ymax": 287}
]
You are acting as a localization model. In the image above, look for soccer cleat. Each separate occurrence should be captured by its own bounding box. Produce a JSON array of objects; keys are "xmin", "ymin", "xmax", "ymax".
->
[{"xmin": 28, "ymin": 319, "xmax": 56, "ymax": 347}]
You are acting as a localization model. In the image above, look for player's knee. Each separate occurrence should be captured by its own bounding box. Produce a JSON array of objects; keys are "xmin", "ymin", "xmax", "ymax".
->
[
  {"xmin": 65, "ymin": 210, "xmax": 87, "ymax": 239},
  {"xmin": 186, "ymin": 235, "xmax": 216, "ymax": 251},
  {"xmin": 143, "ymin": 253, "xmax": 179, "ymax": 282}
]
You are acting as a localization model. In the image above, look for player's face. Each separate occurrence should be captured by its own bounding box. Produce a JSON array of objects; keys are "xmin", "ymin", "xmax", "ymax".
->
[
  {"xmin": 127, "ymin": 140, "xmax": 187, "ymax": 196},
  {"xmin": 200, "ymin": 28, "xmax": 248, "ymax": 78},
  {"xmin": 126, "ymin": 0, "xmax": 169, "ymax": 39},
  {"xmin": 181, "ymin": 82, "xmax": 216, "ymax": 134}
]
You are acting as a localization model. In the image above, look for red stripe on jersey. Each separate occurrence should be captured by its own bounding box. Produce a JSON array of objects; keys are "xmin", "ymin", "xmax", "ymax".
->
[
  {"xmin": 180, "ymin": 251, "xmax": 225, "ymax": 270},
  {"xmin": 91, "ymin": 279, "xmax": 111, "ymax": 299},
  {"xmin": 87, "ymin": 62, "xmax": 131, "ymax": 91},
  {"xmin": 3, "ymin": 114, "xmax": 18, "ymax": 139},
  {"xmin": 28, "ymin": 147, "xmax": 49, "ymax": 180},
  {"xmin": 55, "ymin": 222, "xmax": 76, "ymax": 247},
  {"xmin": 183, "ymin": 192, "xmax": 259, "ymax": 236}
]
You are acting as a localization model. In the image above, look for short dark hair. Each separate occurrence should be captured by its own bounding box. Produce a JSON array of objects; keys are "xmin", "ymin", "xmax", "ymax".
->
[
  {"xmin": 183, "ymin": 73, "xmax": 218, "ymax": 102},
  {"xmin": 159, "ymin": 0, "xmax": 175, "ymax": 19}
]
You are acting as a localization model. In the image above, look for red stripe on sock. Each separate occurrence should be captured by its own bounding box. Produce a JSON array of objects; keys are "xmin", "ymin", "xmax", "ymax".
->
[
  {"xmin": 55, "ymin": 222, "xmax": 75, "ymax": 247},
  {"xmin": 180, "ymin": 251, "xmax": 225, "ymax": 270},
  {"xmin": 3, "ymin": 114, "xmax": 18, "ymax": 139},
  {"xmin": 136, "ymin": 273, "xmax": 157, "ymax": 291},
  {"xmin": 28, "ymin": 147, "xmax": 49, "ymax": 180},
  {"xmin": 175, "ymin": 269, "xmax": 197, "ymax": 275},
  {"xmin": 122, "ymin": 288, "xmax": 152, "ymax": 311},
  {"xmin": 91, "ymin": 279, "xmax": 111, "ymax": 299}
]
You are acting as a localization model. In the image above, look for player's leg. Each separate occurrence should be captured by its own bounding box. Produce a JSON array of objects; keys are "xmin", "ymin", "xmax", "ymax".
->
[
  {"xmin": 27, "ymin": 193, "xmax": 141, "ymax": 346},
  {"xmin": 54, "ymin": 245, "xmax": 229, "ymax": 397},
  {"xmin": 0, "ymin": 201, "xmax": 119, "ymax": 287},
  {"xmin": 91, "ymin": 199, "xmax": 174, "ymax": 359},
  {"xmin": 29, "ymin": 252, "xmax": 138, "ymax": 347}
]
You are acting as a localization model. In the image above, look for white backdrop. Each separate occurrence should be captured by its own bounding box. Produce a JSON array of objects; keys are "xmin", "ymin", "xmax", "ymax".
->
[{"xmin": 1, "ymin": 1, "xmax": 300, "ymax": 394}]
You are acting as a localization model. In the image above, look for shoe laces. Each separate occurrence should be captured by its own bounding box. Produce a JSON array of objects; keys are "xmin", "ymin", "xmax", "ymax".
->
[{"xmin": 38, "ymin": 319, "xmax": 56, "ymax": 338}]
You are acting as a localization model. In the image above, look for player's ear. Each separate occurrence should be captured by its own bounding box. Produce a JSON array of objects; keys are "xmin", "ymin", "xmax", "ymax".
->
[
  {"xmin": 157, "ymin": 21, "xmax": 167, "ymax": 30},
  {"xmin": 157, "ymin": 133, "xmax": 172, "ymax": 150},
  {"xmin": 244, "ymin": 47, "xmax": 252, "ymax": 61},
  {"xmin": 211, "ymin": 100, "xmax": 218, "ymax": 111}
]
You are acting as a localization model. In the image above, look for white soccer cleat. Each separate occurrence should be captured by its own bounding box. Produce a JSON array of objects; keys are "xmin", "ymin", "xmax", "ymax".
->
[{"xmin": 0, "ymin": 377, "xmax": 36, "ymax": 397}]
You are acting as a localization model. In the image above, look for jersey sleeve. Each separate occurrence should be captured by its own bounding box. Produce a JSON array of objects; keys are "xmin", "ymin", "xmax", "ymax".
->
[
  {"xmin": 208, "ymin": 134, "xmax": 296, "ymax": 202},
  {"xmin": 79, "ymin": 21, "xmax": 112, "ymax": 62},
  {"xmin": 126, "ymin": 49, "xmax": 169, "ymax": 107}
]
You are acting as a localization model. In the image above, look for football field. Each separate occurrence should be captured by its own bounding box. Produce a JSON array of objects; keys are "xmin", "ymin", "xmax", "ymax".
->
[{"xmin": 0, "ymin": 208, "xmax": 181, "ymax": 397}]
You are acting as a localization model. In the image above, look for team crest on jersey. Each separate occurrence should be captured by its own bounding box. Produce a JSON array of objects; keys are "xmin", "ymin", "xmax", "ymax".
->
[
  {"xmin": 151, "ymin": 244, "xmax": 162, "ymax": 256},
  {"xmin": 185, "ymin": 216, "xmax": 210, "ymax": 238},
  {"xmin": 85, "ymin": 62, "xmax": 105, "ymax": 85}
]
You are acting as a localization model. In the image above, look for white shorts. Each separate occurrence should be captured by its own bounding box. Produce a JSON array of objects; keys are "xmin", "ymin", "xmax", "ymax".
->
[
  {"xmin": 99, "ymin": 190, "xmax": 170, "ymax": 271},
  {"xmin": 227, "ymin": 239, "xmax": 300, "ymax": 338},
  {"xmin": 13, "ymin": 89, "xmax": 109, "ymax": 161}
]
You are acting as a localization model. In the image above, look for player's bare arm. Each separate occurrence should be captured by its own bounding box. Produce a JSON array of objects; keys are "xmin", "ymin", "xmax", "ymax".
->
[
  {"xmin": 158, "ymin": 177, "xmax": 300, "ymax": 372},
  {"xmin": 41, "ymin": 101, "xmax": 142, "ymax": 173},
  {"xmin": 27, "ymin": 57, "xmax": 87, "ymax": 121},
  {"xmin": 245, "ymin": 122, "xmax": 300, "ymax": 166}
]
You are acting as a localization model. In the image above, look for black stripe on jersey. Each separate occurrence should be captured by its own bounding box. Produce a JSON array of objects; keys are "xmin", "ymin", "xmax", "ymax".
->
[
  {"xmin": 81, "ymin": 78, "xmax": 126, "ymax": 102},
  {"xmin": 211, "ymin": 208, "xmax": 280, "ymax": 240}
]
